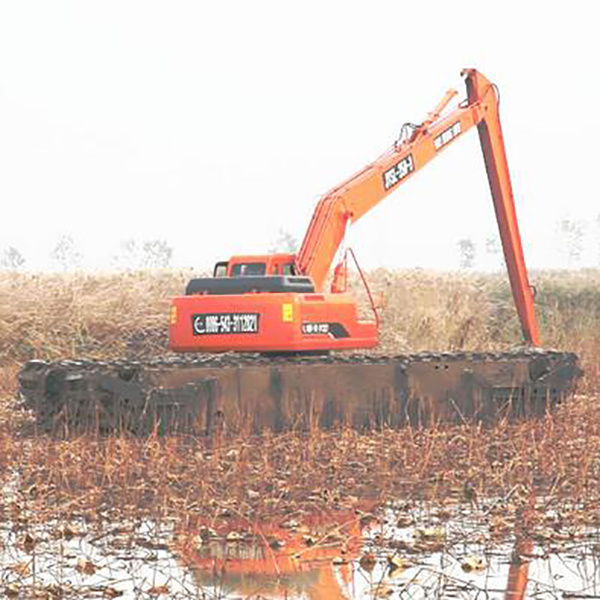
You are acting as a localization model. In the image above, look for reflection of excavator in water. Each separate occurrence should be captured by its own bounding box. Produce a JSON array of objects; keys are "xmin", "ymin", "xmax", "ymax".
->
[
  {"xmin": 179, "ymin": 511, "xmax": 367, "ymax": 600},
  {"xmin": 19, "ymin": 69, "xmax": 580, "ymax": 434},
  {"xmin": 179, "ymin": 506, "xmax": 534, "ymax": 599}
]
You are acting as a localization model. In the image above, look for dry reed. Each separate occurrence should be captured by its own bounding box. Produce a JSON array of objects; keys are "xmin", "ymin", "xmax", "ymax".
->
[{"xmin": 0, "ymin": 268, "xmax": 599, "ymax": 596}]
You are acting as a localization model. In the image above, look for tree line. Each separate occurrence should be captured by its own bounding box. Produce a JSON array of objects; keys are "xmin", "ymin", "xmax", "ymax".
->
[
  {"xmin": 0, "ymin": 236, "xmax": 173, "ymax": 271},
  {"xmin": 2, "ymin": 216, "xmax": 600, "ymax": 272}
]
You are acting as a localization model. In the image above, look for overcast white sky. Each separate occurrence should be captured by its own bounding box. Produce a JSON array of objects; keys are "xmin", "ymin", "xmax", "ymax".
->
[{"xmin": 1, "ymin": 0, "xmax": 599, "ymax": 272}]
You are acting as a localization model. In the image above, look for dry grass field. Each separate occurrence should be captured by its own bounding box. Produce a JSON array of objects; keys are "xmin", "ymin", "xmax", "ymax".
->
[
  {"xmin": 0, "ymin": 268, "xmax": 599, "ymax": 597},
  {"xmin": 1, "ymin": 267, "xmax": 598, "ymax": 389}
]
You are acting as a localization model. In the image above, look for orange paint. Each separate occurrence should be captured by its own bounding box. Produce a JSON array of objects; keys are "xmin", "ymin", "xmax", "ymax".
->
[{"xmin": 177, "ymin": 509, "xmax": 374, "ymax": 599}]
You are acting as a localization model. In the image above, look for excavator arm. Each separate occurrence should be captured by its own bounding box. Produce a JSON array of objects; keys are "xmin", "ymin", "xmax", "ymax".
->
[{"xmin": 296, "ymin": 69, "xmax": 540, "ymax": 345}]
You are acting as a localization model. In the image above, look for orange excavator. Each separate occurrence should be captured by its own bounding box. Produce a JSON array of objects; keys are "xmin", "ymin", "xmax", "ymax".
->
[
  {"xmin": 178, "ymin": 509, "xmax": 368, "ymax": 600},
  {"xmin": 169, "ymin": 69, "xmax": 538, "ymax": 355},
  {"xmin": 19, "ymin": 69, "xmax": 580, "ymax": 435}
]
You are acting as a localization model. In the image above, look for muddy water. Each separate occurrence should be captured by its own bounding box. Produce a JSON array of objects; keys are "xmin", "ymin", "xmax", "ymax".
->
[
  {"xmin": 2, "ymin": 501, "xmax": 600, "ymax": 598},
  {"xmin": 183, "ymin": 503, "xmax": 600, "ymax": 599}
]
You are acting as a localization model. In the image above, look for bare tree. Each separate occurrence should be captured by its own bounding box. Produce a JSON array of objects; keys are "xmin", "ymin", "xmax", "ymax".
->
[
  {"xmin": 111, "ymin": 238, "xmax": 173, "ymax": 270},
  {"xmin": 558, "ymin": 219, "xmax": 585, "ymax": 268},
  {"xmin": 457, "ymin": 238, "xmax": 476, "ymax": 270},
  {"xmin": 111, "ymin": 239, "xmax": 142, "ymax": 270},
  {"xmin": 269, "ymin": 228, "xmax": 299, "ymax": 254},
  {"xmin": 485, "ymin": 234, "xmax": 502, "ymax": 269},
  {"xmin": 51, "ymin": 235, "xmax": 82, "ymax": 271},
  {"xmin": 1, "ymin": 246, "xmax": 26, "ymax": 271},
  {"xmin": 141, "ymin": 239, "xmax": 173, "ymax": 268}
]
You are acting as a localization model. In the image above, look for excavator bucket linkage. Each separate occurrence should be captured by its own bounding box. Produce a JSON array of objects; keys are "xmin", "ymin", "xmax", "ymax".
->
[{"xmin": 19, "ymin": 350, "xmax": 580, "ymax": 436}]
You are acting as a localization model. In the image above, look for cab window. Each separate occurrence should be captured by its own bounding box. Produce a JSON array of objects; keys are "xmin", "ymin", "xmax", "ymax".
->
[
  {"xmin": 231, "ymin": 263, "xmax": 267, "ymax": 277},
  {"xmin": 213, "ymin": 261, "xmax": 228, "ymax": 277},
  {"xmin": 282, "ymin": 263, "xmax": 296, "ymax": 276}
]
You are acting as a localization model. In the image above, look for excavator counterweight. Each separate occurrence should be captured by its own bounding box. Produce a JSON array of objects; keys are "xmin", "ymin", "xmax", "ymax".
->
[{"xmin": 18, "ymin": 69, "xmax": 581, "ymax": 435}]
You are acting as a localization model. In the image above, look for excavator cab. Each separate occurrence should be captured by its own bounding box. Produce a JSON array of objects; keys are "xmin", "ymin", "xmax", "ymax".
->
[{"xmin": 213, "ymin": 254, "xmax": 297, "ymax": 278}]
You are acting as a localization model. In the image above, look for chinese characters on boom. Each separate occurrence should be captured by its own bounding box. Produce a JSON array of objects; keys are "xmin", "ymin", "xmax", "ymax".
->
[
  {"xmin": 383, "ymin": 154, "xmax": 415, "ymax": 190},
  {"xmin": 434, "ymin": 121, "xmax": 461, "ymax": 151},
  {"xmin": 192, "ymin": 313, "xmax": 260, "ymax": 335}
]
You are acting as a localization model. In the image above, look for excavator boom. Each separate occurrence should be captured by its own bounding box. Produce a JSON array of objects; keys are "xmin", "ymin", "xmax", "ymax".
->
[{"xmin": 297, "ymin": 69, "xmax": 539, "ymax": 344}]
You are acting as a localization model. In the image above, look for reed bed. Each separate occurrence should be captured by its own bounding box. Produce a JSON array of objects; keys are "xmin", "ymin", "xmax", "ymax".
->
[
  {"xmin": 1, "ymin": 268, "xmax": 598, "ymax": 367},
  {"xmin": 1, "ymin": 394, "xmax": 600, "ymax": 596},
  {"xmin": 3, "ymin": 393, "xmax": 600, "ymax": 528},
  {"xmin": 0, "ymin": 268, "xmax": 599, "ymax": 597}
]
